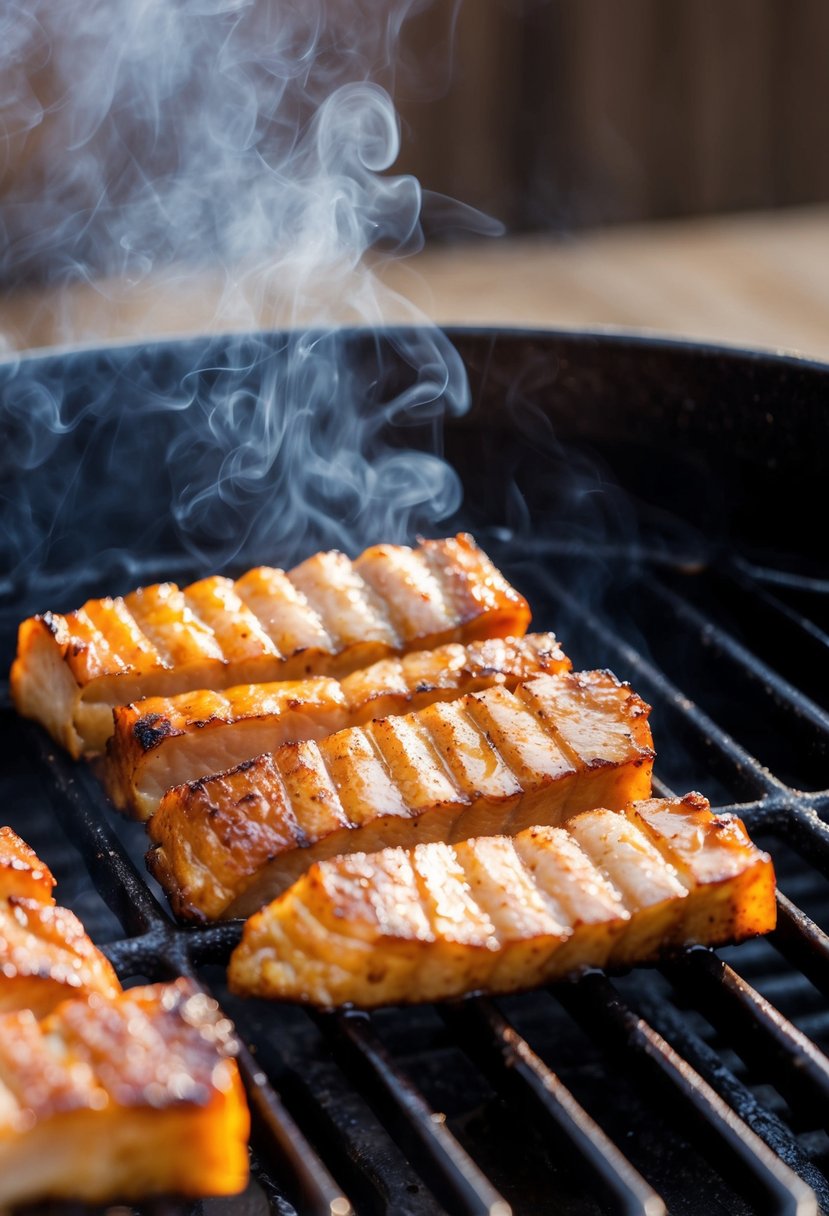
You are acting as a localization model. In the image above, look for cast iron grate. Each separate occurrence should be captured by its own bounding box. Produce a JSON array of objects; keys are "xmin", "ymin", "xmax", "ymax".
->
[{"xmin": 2, "ymin": 535, "xmax": 829, "ymax": 1216}]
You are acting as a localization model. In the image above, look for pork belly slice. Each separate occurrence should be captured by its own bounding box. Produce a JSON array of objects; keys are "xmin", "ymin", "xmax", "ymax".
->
[
  {"xmin": 228, "ymin": 793, "xmax": 776, "ymax": 1008},
  {"xmin": 0, "ymin": 827, "xmax": 120, "ymax": 1016},
  {"xmin": 11, "ymin": 534, "xmax": 529, "ymax": 759},
  {"xmin": 107, "ymin": 633, "xmax": 570, "ymax": 821},
  {"xmin": 0, "ymin": 825, "xmax": 56, "ymax": 903},
  {"xmin": 0, "ymin": 896, "xmax": 121, "ymax": 1017},
  {"xmin": 147, "ymin": 669, "xmax": 653, "ymax": 921},
  {"xmin": 0, "ymin": 978, "xmax": 249, "ymax": 1207}
]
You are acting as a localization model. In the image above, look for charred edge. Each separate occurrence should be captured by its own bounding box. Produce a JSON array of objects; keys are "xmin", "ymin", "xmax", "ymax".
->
[
  {"xmin": 184, "ymin": 756, "xmax": 263, "ymax": 794},
  {"xmin": 133, "ymin": 713, "xmax": 177, "ymax": 752},
  {"xmin": 145, "ymin": 846, "xmax": 206, "ymax": 923},
  {"xmin": 680, "ymin": 791, "xmax": 710, "ymax": 812}
]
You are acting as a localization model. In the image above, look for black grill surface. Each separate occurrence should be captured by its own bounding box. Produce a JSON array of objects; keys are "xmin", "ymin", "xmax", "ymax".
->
[{"xmin": 1, "ymin": 330, "xmax": 828, "ymax": 1216}]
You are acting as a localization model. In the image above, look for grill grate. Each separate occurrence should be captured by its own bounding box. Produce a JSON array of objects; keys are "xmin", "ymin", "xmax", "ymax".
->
[{"xmin": 2, "ymin": 537, "xmax": 828, "ymax": 1216}]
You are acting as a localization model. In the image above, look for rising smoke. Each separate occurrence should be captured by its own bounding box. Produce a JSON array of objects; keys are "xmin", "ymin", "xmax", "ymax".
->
[{"xmin": 0, "ymin": 0, "xmax": 493, "ymax": 586}]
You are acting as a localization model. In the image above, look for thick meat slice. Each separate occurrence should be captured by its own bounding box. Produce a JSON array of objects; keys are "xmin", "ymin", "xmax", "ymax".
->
[
  {"xmin": 106, "ymin": 633, "xmax": 569, "ymax": 820},
  {"xmin": 0, "ymin": 978, "xmax": 249, "ymax": 1206},
  {"xmin": 106, "ymin": 678, "xmax": 347, "ymax": 820},
  {"xmin": 0, "ymin": 827, "xmax": 120, "ymax": 1016},
  {"xmin": 11, "ymin": 534, "xmax": 530, "ymax": 758},
  {"xmin": 0, "ymin": 897, "xmax": 121, "ymax": 1017},
  {"xmin": 147, "ymin": 669, "xmax": 653, "ymax": 921},
  {"xmin": 0, "ymin": 826, "xmax": 56, "ymax": 903},
  {"xmin": 228, "ymin": 792, "xmax": 776, "ymax": 1008}
]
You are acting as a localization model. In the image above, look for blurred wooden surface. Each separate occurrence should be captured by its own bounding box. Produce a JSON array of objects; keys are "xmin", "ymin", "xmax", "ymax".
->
[
  {"xmin": 5, "ymin": 2, "xmax": 829, "ymax": 289},
  {"xmin": 399, "ymin": 0, "xmax": 829, "ymax": 231},
  {"xmin": 2, "ymin": 206, "xmax": 829, "ymax": 361},
  {"xmin": 385, "ymin": 206, "xmax": 829, "ymax": 358}
]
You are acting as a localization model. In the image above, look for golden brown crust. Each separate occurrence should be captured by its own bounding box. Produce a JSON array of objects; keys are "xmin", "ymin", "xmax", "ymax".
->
[
  {"xmin": 105, "ymin": 633, "xmax": 568, "ymax": 821},
  {"xmin": 0, "ymin": 829, "xmax": 120, "ymax": 1015},
  {"xmin": 148, "ymin": 755, "xmax": 305, "ymax": 922},
  {"xmin": 104, "ymin": 677, "xmax": 346, "ymax": 819},
  {"xmin": 420, "ymin": 533, "xmax": 531, "ymax": 638},
  {"xmin": 12, "ymin": 534, "xmax": 531, "ymax": 757},
  {"xmin": 343, "ymin": 633, "xmax": 570, "ymax": 722},
  {"xmin": 148, "ymin": 669, "xmax": 653, "ymax": 921},
  {"xmin": 0, "ymin": 826, "xmax": 56, "ymax": 904},
  {"xmin": 0, "ymin": 896, "xmax": 122, "ymax": 1017},
  {"xmin": 0, "ymin": 978, "xmax": 250, "ymax": 1205},
  {"xmin": 228, "ymin": 795, "xmax": 776, "ymax": 1008}
]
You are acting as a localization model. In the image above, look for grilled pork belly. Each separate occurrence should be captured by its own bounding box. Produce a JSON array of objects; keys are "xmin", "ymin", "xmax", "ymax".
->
[
  {"xmin": 147, "ymin": 669, "xmax": 654, "ymax": 921},
  {"xmin": 0, "ymin": 827, "xmax": 121, "ymax": 1016},
  {"xmin": 0, "ymin": 896, "xmax": 121, "ymax": 1017},
  {"xmin": 0, "ymin": 825, "xmax": 56, "ymax": 903},
  {"xmin": 0, "ymin": 978, "xmax": 249, "ymax": 1206},
  {"xmin": 228, "ymin": 793, "xmax": 776, "ymax": 1008},
  {"xmin": 107, "ymin": 633, "xmax": 570, "ymax": 820},
  {"xmin": 11, "ymin": 534, "xmax": 530, "ymax": 758}
]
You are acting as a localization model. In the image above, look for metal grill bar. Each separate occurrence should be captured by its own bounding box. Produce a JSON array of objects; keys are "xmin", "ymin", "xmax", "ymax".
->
[
  {"xmin": 646, "ymin": 578, "xmax": 829, "ymax": 740},
  {"xmin": 538, "ymin": 581, "xmax": 784, "ymax": 801},
  {"xmin": 236, "ymin": 1042, "xmax": 353, "ymax": 1216},
  {"xmin": 729, "ymin": 560, "xmax": 829, "ymax": 652},
  {"xmin": 775, "ymin": 805, "xmax": 829, "ymax": 877},
  {"xmin": 702, "ymin": 794, "xmax": 829, "ymax": 820},
  {"xmin": 631, "ymin": 983, "xmax": 829, "ymax": 1208},
  {"xmin": 771, "ymin": 893, "xmax": 829, "ymax": 999},
  {"xmin": 322, "ymin": 1009, "xmax": 510, "ymax": 1216},
  {"xmin": 250, "ymin": 1041, "xmax": 440, "ymax": 1216},
  {"xmin": 556, "ymin": 971, "xmax": 816, "ymax": 1215},
  {"xmin": 732, "ymin": 561, "xmax": 829, "ymax": 597},
  {"xmin": 440, "ymin": 998, "xmax": 665, "ymax": 1216},
  {"xmin": 665, "ymin": 949, "xmax": 829, "ymax": 1125}
]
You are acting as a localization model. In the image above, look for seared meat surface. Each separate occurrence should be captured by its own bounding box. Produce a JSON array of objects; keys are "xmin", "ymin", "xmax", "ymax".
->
[
  {"xmin": 12, "ymin": 534, "xmax": 530, "ymax": 757},
  {"xmin": 0, "ymin": 897, "xmax": 122, "ymax": 1017},
  {"xmin": 228, "ymin": 793, "xmax": 776, "ymax": 1008},
  {"xmin": 147, "ymin": 670, "xmax": 653, "ymax": 920},
  {"xmin": 0, "ymin": 825, "xmax": 56, "ymax": 903},
  {"xmin": 0, "ymin": 828, "xmax": 120, "ymax": 1016},
  {"xmin": 0, "ymin": 978, "xmax": 250, "ymax": 1206},
  {"xmin": 106, "ymin": 633, "xmax": 569, "ymax": 820}
]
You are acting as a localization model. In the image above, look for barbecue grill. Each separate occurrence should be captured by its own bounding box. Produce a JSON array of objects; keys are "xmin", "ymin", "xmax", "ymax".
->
[{"xmin": 1, "ymin": 327, "xmax": 827, "ymax": 1215}]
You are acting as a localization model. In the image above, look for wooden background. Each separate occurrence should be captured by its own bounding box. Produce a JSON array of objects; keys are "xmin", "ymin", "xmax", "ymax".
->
[
  {"xmin": 5, "ymin": 0, "xmax": 829, "ymax": 280},
  {"xmin": 3, "ymin": 1, "xmax": 829, "ymax": 358},
  {"xmin": 398, "ymin": 0, "xmax": 829, "ymax": 232}
]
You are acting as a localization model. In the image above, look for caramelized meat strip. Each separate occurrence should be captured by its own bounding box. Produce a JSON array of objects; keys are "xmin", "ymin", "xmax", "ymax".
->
[
  {"xmin": 11, "ymin": 533, "xmax": 530, "ymax": 758},
  {"xmin": 147, "ymin": 669, "xmax": 653, "ymax": 921},
  {"xmin": 0, "ymin": 827, "xmax": 120, "ymax": 1016},
  {"xmin": 0, "ymin": 897, "xmax": 122, "ymax": 1017},
  {"xmin": 227, "ymin": 793, "xmax": 776, "ymax": 1009},
  {"xmin": 0, "ymin": 825, "xmax": 56, "ymax": 903},
  {"xmin": 106, "ymin": 633, "xmax": 569, "ymax": 820},
  {"xmin": 0, "ymin": 978, "xmax": 249, "ymax": 1207}
]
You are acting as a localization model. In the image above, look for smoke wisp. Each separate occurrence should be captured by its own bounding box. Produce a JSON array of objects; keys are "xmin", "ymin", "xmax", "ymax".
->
[{"xmin": 0, "ymin": 0, "xmax": 496, "ymax": 587}]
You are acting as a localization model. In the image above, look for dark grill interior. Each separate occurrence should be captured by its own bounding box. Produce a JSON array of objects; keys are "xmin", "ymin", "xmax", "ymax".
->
[{"xmin": 1, "ymin": 329, "xmax": 827, "ymax": 1215}]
